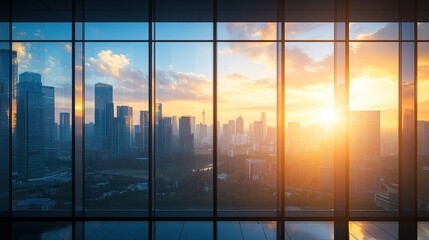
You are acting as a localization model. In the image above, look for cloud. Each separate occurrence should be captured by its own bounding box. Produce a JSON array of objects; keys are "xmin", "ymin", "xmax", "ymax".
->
[
  {"xmin": 12, "ymin": 42, "xmax": 32, "ymax": 71},
  {"xmin": 64, "ymin": 43, "xmax": 72, "ymax": 53},
  {"xmin": 356, "ymin": 23, "xmax": 398, "ymax": 40},
  {"xmin": 156, "ymin": 68, "xmax": 212, "ymax": 101},
  {"xmin": 225, "ymin": 23, "xmax": 276, "ymax": 40},
  {"xmin": 221, "ymin": 23, "xmax": 277, "ymax": 67}
]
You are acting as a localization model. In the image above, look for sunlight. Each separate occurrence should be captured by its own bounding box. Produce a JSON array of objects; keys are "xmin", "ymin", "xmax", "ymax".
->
[{"xmin": 318, "ymin": 108, "xmax": 337, "ymax": 124}]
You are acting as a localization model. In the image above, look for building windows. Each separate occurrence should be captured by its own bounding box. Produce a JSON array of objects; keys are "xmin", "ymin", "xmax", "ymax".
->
[{"xmin": 0, "ymin": 0, "xmax": 428, "ymax": 239}]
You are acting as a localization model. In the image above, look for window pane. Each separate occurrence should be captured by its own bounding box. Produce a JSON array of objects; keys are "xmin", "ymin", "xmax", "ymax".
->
[
  {"xmin": 218, "ymin": 221, "xmax": 276, "ymax": 240},
  {"xmin": 155, "ymin": 42, "xmax": 213, "ymax": 213},
  {"xmin": 155, "ymin": 23, "xmax": 212, "ymax": 40},
  {"xmin": 12, "ymin": 23, "xmax": 72, "ymax": 40},
  {"xmin": 218, "ymin": 42, "xmax": 277, "ymax": 214},
  {"xmin": 155, "ymin": 221, "xmax": 213, "ymax": 240},
  {"xmin": 285, "ymin": 23, "xmax": 334, "ymax": 40},
  {"xmin": 284, "ymin": 43, "xmax": 334, "ymax": 213},
  {"xmin": 0, "ymin": 22, "xmax": 9, "ymax": 40},
  {"xmin": 349, "ymin": 221, "xmax": 398, "ymax": 239},
  {"xmin": 12, "ymin": 222, "xmax": 72, "ymax": 240},
  {"xmin": 12, "ymin": 42, "xmax": 72, "ymax": 213},
  {"xmin": 217, "ymin": 23, "xmax": 277, "ymax": 40},
  {"xmin": 418, "ymin": 222, "xmax": 429, "ymax": 239},
  {"xmin": 0, "ymin": 45, "xmax": 11, "ymax": 213},
  {"xmin": 349, "ymin": 42, "xmax": 398, "ymax": 212},
  {"xmin": 84, "ymin": 43, "xmax": 149, "ymax": 211},
  {"xmin": 285, "ymin": 222, "xmax": 334, "ymax": 239},
  {"xmin": 418, "ymin": 22, "xmax": 429, "ymax": 40},
  {"xmin": 418, "ymin": 43, "xmax": 429, "ymax": 212},
  {"xmin": 85, "ymin": 23, "xmax": 148, "ymax": 40},
  {"xmin": 84, "ymin": 221, "xmax": 148, "ymax": 240},
  {"xmin": 349, "ymin": 23, "xmax": 398, "ymax": 40}
]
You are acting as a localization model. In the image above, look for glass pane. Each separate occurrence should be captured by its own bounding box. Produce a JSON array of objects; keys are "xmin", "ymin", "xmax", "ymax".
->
[
  {"xmin": 285, "ymin": 23, "xmax": 334, "ymax": 40},
  {"xmin": 418, "ymin": 23, "xmax": 429, "ymax": 40},
  {"xmin": 285, "ymin": 222, "xmax": 334, "ymax": 240},
  {"xmin": 217, "ymin": 23, "xmax": 277, "ymax": 40},
  {"xmin": 418, "ymin": 222, "xmax": 429, "ymax": 239},
  {"xmin": 155, "ymin": 222, "xmax": 213, "ymax": 240},
  {"xmin": 84, "ymin": 221, "xmax": 148, "ymax": 240},
  {"xmin": 418, "ymin": 43, "xmax": 429, "ymax": 212},
  {"xmin": 155, "ymin": 42, "xmax": 213, "ymax": 212},
  {"xmin": 12, "ymin": 23, "xmax": 72, "ymax": 40},
  {"xmin": 284, "ymin": 43, "xmax": 334, "ymax": 213},
  {"xmin": 349, "ymin": 23, "xmax": 398, "ymax": 40},
  {"xmin": 0, "ymin": 44, "xmax": 11, "ymax": 213},
  {"xmin": 12, "ymin": 222, "xmax": 72, "ymax": 240},
  {"xmin": 85, "ymin": 23, "xmax": 148, "ymax": 40},
  {"xmin": 155, "ymin": 23, "xmax": 212, "ymax": 40},
  {"xmin": 349, "ymin": 221, "xmax": 398, "ymax": 239},
  {"xmin": 349, "ymin": 42, "xmax": 398, "ymax": 211},
  {"xmin": 12, "ymin": 42, "xmax": 72, "ymax": 212},
  {"xmin": 218, "ymin": 42, "xmax": 277, "ymax": 214},
  {"xmin": 218, "ymin": 221, "xmax": 276, "ymax": 240},
  {"xmin": 84, "ymin": 43, "xmax": 149, "ymax": 211},
  {"xmin": 0, "ymin": 22, "xmax": 9, "ymax": 40},
  {"xmin": 402, "ymin": 22, "xmax": 414, "ymax": 41}
]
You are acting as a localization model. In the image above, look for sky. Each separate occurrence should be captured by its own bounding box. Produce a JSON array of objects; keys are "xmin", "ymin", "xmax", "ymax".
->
[{"xmin": 6, "ymin": 21, "xmax": 428, "ymax": 130}]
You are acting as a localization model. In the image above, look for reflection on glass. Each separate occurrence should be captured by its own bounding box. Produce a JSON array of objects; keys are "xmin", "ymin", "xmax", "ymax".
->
[
  {"xmin": 0, "ymin": 44, "xmax": 10, "ymax": 212},
  {"xmin": 84, "ymin": 43, "xmax": 148, "ymax": 211},
  {"xmin": 11, "ymin": 42, "xmax": 72, "ymax": 211},
  {"xmin": 218, "ymin": 23, "xmax": 276, "ymax": 40},
  {"xmin": 418, "ymin": 43, "xmax": 429, "ymax": 212},
  {"xmin": 349, "ymin": 23, "xmax": 398, "ymax": 40},
  {"xmin": 85, "ymin": 221, "xmax": 148, "ymax": 240},
  {"xmin": 418, "ymin": 222, "xmax": 429, "ymax": 239},
  {"xmin": 349, "ymin": 42, "xmax": 398, "ymax": 211},
  {"xmin": 218, "ymin": 221, "xmax": 276, "ymax": 240},
  {"xmin": 12, "ymin": 23, "xmax": 71, "ymax": 40},
  {"xmin": 155, "ymin": 23, "xmax": 212, "ymax": 40},
  {"xmin": 418, "ymin": 23, "xmax": 429, "ymax": 40},
  {"xmin": 402, "ymin": 22, "xmax": 414, "ymax": 41},
  {"xmin": 218, "ymin": 42, "xmax": 277, "ymax": 213},
  {"xmin": 12, "ymin": 222, "xmax": 72, "ymax": 240},
  {"xmin": 284, "ymin": 43, "xmax": 334, "ymax": 212},
  {"xmin": 349, "ymin": 221, "xmax": 398, "ymax": 240},
  {"xmin": 285, "ymin": 23, "xmax": 334, "ymax": 40},
  {"xmin": 85, "ymin": 23, "xmax": 148, "ymax": 40},
  {"xmin": 285, "ymin": 222, "xmax": 333, "ymax": 240},
  {"xmin": 155, "ymin": 221, "xmax": 212, "ymax": 240},
  {"xmin": 155, "ymin": 43, "xmax": 213, "ymax": 212}
]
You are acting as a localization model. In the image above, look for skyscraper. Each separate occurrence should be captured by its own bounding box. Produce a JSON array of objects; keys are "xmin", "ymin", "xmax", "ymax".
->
[
  {"xmin": 261, "ymin": 112, "xmax": 267, "ymax": 141},
  {"xmin": 236, "ymin": 116, "xmax": 244, "ymax": 134},
  {"xmin": 140, "ymin": 110, "xmax": 149, "ymax": 154},
  {"xmin": 59, "ymin": 112, "xmax": 71, "ymax": 143},
  {"xmin": 16, "ymin": 72, "xmax": 45, "ymax": 179},
  {"xmin": 114, "ymin": 106, "xmax": 133, "ymax": 157},
  {"xmin": 42, "ymin": 86, "xmax": 55, "ymax": 148},
  {"xmin": 0, "ymin": 49, "xmax": 17, "ymax": 169},
  {"xmin": 349, "ymin": 110, "xmax": 381, "ymax": 200},
  {"xmin": 179, "ymin": 116, "xmax": 195, "ymax": 157},
  {"xmin": 94, "ymin": 82, "xmax": 113, "ymax": 150}
]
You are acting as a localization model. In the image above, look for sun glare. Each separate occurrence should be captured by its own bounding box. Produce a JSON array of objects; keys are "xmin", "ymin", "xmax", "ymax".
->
[{"xmin": 319, "ymin": 108, "xmax": 337, "ymax": 124}]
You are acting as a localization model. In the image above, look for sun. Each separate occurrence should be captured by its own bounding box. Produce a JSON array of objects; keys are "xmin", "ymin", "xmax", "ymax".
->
[{"xmin": 318, "ymin": 108, "xmax": 337, "ymax": 124}]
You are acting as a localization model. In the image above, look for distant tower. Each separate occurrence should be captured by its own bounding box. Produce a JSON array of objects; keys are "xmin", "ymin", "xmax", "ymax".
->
[{"xmin": 202, "ymin": 108, "xmax": 205, "ymax": 124}]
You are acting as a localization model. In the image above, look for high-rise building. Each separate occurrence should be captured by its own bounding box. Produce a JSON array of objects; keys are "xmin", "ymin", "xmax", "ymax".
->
[
  {"xmin": 236, "ymin": 116, "xmax": 244, "ymax": 134},
  {"xmin": 114, "ymin": 106, "xmax": 133, "ymax": 157},
  {"xmin": 349, "ymin": 110, "xmax": 381, "ymax": 200},
  {"xmin": 261, "ymin": 112, "xmax": 267, "ymax": 141},
  {"xmin": 16, "ymin": 72, "xmax": 45, "ymax": 179},
  {"xmin": 246, "ymin": 158, "xmax": 266, "ymax": 182},
  {"xmin": 228, "ymin": 120, "xmax": 235, "ymax": 135},
  {"xmin": 42, "ymin": 86, "xmax": 55, "ymax": 148},
  {"xmin": 59, "ymin": 112, "xmax": 71, "ymax": 143},
  {"xmin": 253, "ymin": 121, "xmax": 264, "ymax": 142},
  {"xmin": 179, "ymin": 116, "xmax": 195, "ymax": 157},
  {"xmin": 418, "ymin": 121, "xmax": 429, "ymax": 157},
  {"xmin": 0, "ymin": 49, "xmax": 17, "ymax": 168},
  {"xmin": 140, "ymin": 110, "xmax": 149, "ymax": 154},
  {"xmin": 94, "ymin": 82, "xmax": 113, "ymax": 150},
  {"xmin": 156, "ymin": 103, "xmax": 162, "ymax": 125}
]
